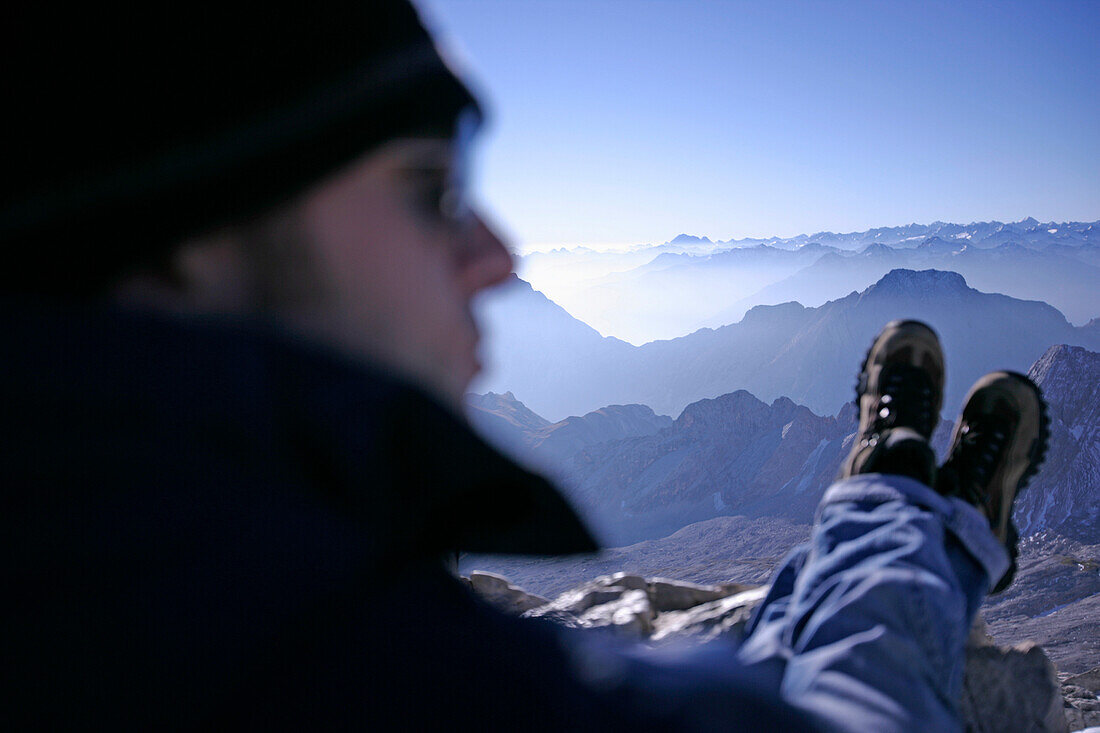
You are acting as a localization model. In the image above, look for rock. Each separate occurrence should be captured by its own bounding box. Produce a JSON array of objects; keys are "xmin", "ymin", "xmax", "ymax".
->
[
  {"xmin": 521, "ymin": 607, "xmax": 586, "ymax": 629},
  {"xmin": 1065, "ymin": 706, "xmax": 1100, "ymax": 732},
  {"xmin": 1063, "ymin": 685, "xmax": 1097, "ymax": 701},
  {"xmin": 522, "ymin": 572, "xmax": 756, "ymax": 629},
  {"xmin": 961, "ymin": 640, "xmax": 1068, "ymax": 733},
  {"xmin": 650, "ymin": 586, "xmax": 768, "ymax": 643},
  {"xmin": 467, "ymin": 571, "xmax": 549, "ymax": 614},
  {"xmin": 646, "ymin": 577, "xmax": 753, "ymax": 612},
  {"xmin": 578, "ymin": 589, "xmax": 656, "ymax": 637},
  {"xmin": 1066, "ymin": 668, "xmax": 1100, "ymax": 694},
  {"xmin": 525, "ymin": 573, "xmax": 647, "ymax": 620},
  {"xmin": 968, "ymin": 615, "xmax": 995, "ymax": 647},
  {"xmin": 1063, "ymin": 667, "xmax": 1100, "ymax": 730}
]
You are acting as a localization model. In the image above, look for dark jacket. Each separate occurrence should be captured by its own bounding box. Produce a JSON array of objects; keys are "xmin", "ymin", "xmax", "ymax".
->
[{"xmin": 3, "ymin": 303, "xmax": 808, "ymax": 730}]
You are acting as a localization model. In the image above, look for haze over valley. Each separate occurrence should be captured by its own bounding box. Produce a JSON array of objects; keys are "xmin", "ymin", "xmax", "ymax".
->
[{"xmin": 512, "ymin": 218, "xmax": 1100, "ymax": 345}]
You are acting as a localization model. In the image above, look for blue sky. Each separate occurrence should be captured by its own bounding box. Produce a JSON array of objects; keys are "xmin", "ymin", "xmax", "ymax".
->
[{"xmin": 418, "ymin": 0, "xmax": 1100, "ymax": 249}]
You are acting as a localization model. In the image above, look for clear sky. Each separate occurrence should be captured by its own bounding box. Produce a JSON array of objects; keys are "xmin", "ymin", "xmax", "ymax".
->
[{"xmin": 417, "ymin": 0, "xmax": 1100, "ymax": 250}]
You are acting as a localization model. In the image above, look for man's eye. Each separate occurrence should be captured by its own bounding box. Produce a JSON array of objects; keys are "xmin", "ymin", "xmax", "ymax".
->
[
  {"xmin": 419, "ymin": 182, "xmax": 448, "ymax": 217},
  {"xmin": 402, "ymin": 173, "xmax": 448, "ymax": 219},
  {"xmin": 409, "ymin": 178, "xmax": 469, "ymax": 226}
]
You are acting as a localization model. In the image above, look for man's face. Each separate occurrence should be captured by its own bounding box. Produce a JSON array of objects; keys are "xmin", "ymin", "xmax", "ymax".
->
[{"xmin": 271, "ymin": 135, "xmax": 514, "ymax": 407}]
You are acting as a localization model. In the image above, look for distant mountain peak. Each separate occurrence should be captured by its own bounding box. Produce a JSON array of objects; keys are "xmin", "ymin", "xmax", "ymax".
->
[
  {"xmin": 863, "ymin": 268, "xmax": 970, "ymax": 299},
  {"xmin": 466, "ymin": 390, "xmax": 551, "ymax": 431},
  {"xmin": 861, "ymin": 242, "xmax": 893, "ymax": 256},
  {"xmin": 677, "ymin": 389, "xmax": 765, "ymax": 426},
  {"xmin": 507, "ymin": 273, "xmax": 534, "ymax": 291},
  {"xmin": 740, "ymin": 301, "xmax": 807, "ymax": 326},
  {"xmin": 670, "ymin": 233, "xmax": 712, "ymax": 244},
  {"xmin": 1028, "ymin": 344, "xmax": 1098, "ymax": 387}
]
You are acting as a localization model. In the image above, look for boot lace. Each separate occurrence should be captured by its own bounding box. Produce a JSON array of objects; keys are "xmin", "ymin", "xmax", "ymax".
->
[
  {"xmin": 866, "ymin": 365, "xmax": 937, "ymax": 439},
  {"xmin": 949, "ymin": 416, "xmax": 1010, "ymax": 512}
]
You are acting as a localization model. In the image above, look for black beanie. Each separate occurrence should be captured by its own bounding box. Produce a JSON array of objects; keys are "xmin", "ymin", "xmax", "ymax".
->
[{"xmin": 2, "ymin": 1, "xmax": 480, "ymax": 295}]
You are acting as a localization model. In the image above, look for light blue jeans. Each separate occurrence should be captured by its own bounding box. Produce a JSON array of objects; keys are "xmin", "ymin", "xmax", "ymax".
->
[
  {"xmin": 563, "ymin": 473, "xmax": 1009, "ymax": 732},
  {"xmin": 735, "ymin": 473, "xmax": 1010, "ymax": 732}
]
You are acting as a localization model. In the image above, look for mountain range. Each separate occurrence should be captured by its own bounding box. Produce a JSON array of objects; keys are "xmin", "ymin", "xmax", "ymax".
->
[
  {"xmin": 475, "ymin": 268, "xmax": 1100, "ymax": 423},
  {"xmin": 515, "ymin": 218, "xmax": 1100, "ymax": 343},
  {"xmin": 471, "ymin": 344, "xmax": 1098, "ymax": 547},
  {"xmin": 700, "ymin": 237, "xmax": 1100, "ymax": 328},
  {"xmin": 714, "ymin": 217, "xmax": 1099, "ymax": 251}
]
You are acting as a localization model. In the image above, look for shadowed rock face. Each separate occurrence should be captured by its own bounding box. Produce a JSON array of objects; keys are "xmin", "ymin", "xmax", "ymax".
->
[
  {"xmin": 1015, "ymin": 345, "xmax": 1100, "ymax": 541},
  {"xmin": 561, "ymin": 391, "xmax": 857, "ymax": 542}
]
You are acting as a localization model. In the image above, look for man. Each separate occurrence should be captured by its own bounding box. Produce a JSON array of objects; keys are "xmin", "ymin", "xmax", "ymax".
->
[{"xmin": 3, "ymin": 2, "xmax": 1046, "ymax": 730}]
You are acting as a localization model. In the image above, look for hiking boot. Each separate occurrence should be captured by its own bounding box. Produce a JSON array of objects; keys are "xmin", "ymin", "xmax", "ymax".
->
[
  {"xmin": 936, "ymin": 371, "xmax": 1049, "ymax": 593},
  {"xmin": 839, "ymin": 320, "xmax": 945, "ymax": 485}
]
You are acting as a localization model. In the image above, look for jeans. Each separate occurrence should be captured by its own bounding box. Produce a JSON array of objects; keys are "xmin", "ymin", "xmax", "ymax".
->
[
  {"xmin": 564, "ymin": 473, "xmax": 1010, "ymax": 732},
  {"xmin": 736, "ymin": 473, "xmax": 1010, "ymax": 732}
]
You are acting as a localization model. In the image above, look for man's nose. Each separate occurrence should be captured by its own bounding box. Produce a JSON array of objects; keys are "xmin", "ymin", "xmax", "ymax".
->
[{"xmin": 456, "ymin": 210, "xmax": 514, "ymax": 296}]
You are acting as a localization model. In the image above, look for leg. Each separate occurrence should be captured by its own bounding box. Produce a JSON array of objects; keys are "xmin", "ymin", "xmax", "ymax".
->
[
  {"xmin": 739, "ymin": 473, "xmax": 1008, "ymax": 732},
  {"xmin": 739, "ymin": 323, "xmax": 1046, "ymax": 732}
]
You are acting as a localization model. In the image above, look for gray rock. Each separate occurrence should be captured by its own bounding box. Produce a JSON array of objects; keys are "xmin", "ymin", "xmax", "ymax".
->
[
  {"xmin": 1066, "ymin": 668, "xmax": 1100, "ymax": 694},
  {"xmin": 579, "ymin": 589, "xmax": 656, "ymax": 637},
  {"xmin": 961, "ymin": 640, "xmax": 1068, "ymax": 733},
  {"xmin": 467, "ymin": 571, "xmax": 549, "ymax": 614},
  {"xmin": 968, "ymin": 615, "xmax": 995, "ymax": 647},
  {"xmin": 520, "ymin": 607, "xmax": 586, "ymax": 629},
  {"xmin": 1065, "ymin": 708, "xmax": 1100, "ymax": 732},
  {"xmin": 650, "ymin": 586, "xmax": 768, "ymax": 643},
  {"xmin": 1064, "ymin": 676, "xmax": 1100, "ymax": 733},
  {"xmin": 646, "ymin": 577, "xmax": 753, "ymax": 612},
  {"xmin": 521, "ymin": 573, "xmax": 649, "ymax": 629},
  {"xmin": 1064, "ymin": 685, "xmax": 1097, "ymax": 701},
  {"xmin": 528, "ymin": 573, "xmax": 648, "ymax": 618}
]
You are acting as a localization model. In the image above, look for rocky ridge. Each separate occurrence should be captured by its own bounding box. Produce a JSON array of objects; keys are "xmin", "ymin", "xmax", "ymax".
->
[
  {"xmin": 472, "ymin": 386, "xmax": 952, "ymax": 545},
  {"xmin": 1015, "ymin": 345, "xmax": 1100, "ymax": 540},
  {"xmin": 471, "ymin": 344, "xmax": 1097, "ymax": 549}
]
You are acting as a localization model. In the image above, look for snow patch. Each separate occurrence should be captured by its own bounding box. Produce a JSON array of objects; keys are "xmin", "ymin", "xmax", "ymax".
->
[
  {"xmin": 1036, "ymin": 601, "xmax": 1073, "ymax": 618},
  {"xmin": 794, "ymin": 439, "xmax": 831, "ymax": 494}
]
